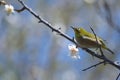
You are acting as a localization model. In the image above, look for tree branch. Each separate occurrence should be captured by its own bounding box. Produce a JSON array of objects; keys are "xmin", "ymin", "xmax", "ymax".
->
[
  {"xmin": 82, "ymin": 61, "xmax": 105, "ymax": 71},
  {"xmin": 16, "ymin": 0, "xmax": 120, "ymax": 71}
]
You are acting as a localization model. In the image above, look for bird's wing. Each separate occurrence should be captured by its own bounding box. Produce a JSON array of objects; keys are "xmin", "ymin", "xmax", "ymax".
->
[
  {"xmin": 83, "ymin": 35, "xmax": 106, "ymax": 46},
  {"xmin": 82, "ymin": 36, "xmax": 96, "ymax": 42}
]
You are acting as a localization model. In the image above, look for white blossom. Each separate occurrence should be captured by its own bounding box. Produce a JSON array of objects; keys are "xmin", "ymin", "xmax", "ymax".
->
[
  {"xmin": 5, "ymin": 4, "xmax": 14, "ymax": 15},
  {"xmin": 114, "ymin": 61, "xmax": 120, "ymax": 66},
  {"xmin": 68, "ymin": 44, "xmax": 80, "ymax": 59}
]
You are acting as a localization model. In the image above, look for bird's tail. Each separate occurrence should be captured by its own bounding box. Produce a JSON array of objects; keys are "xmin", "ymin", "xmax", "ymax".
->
[{"xmin": 105, "ymin": 47, "xmax": 114, "ymax": 54}]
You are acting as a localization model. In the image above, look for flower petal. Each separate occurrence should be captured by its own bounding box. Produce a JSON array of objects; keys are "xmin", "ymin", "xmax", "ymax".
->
[{"xmin": 68, "ymin": 44, "xmax": 80, "ymax": 60}]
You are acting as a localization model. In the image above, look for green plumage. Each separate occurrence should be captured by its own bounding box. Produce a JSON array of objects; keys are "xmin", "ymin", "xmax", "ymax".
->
[{"xmin": 72, "ymin": 27, "xmax": 114, "ymax": 54}]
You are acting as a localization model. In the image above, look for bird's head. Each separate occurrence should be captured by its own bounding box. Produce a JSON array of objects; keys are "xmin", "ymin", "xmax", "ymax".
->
[{"xmin": 71, "ymin": 26, "xmax": 80, "ymax": 34}]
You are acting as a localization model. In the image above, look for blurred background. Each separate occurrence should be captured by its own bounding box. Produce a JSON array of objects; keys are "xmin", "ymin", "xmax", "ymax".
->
[{"xmin": 0, "ymin": 0, "xmax": 120, "ymax": 80}]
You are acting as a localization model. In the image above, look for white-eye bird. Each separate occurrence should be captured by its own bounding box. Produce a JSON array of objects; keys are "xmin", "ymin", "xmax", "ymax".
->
[{"xmin": 72, "ymin": 27, "xmax": 114, "ymax": 54}]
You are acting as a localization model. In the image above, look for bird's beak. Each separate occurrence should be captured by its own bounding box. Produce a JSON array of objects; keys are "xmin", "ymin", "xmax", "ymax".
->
[
  {"xmin": 71, "ymin": 26, "xmax": 79, "ymax": 33},
  {"xmin": 71, "ymin": 26, "xmax": 75, "ymax": 30}
]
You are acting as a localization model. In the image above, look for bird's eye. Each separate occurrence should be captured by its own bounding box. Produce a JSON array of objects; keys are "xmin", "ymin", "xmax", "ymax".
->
[
  {"xmin": 77, "ymin": 28, "xmax": 80, "ymax": 33},
  {"xmin": 76, "ymin": 29, "xmax": 80, "ymax": 33}
]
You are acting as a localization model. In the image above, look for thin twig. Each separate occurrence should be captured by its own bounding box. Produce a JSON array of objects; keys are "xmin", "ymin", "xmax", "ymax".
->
[
  {"xmin": 116, "ymin": 73, "xmax": 120, "ymax": 80},
  {"xmin": 15, "ymin": 7, "xmax": 26, "ymax": 12},
  {"xmin": 83, "ymin": 48, "xmax": 120, "ymax": 69},
  {"xmin": 90, "ymin": 26, "xmax": 104, "ymax": 56},
  {"xmin": 90, "ymin": 27, "xmax": 99, "ymax": 47},
  {"xmin": 82, "ymin": 61, "xmax": 105, "ymax": 71}
]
